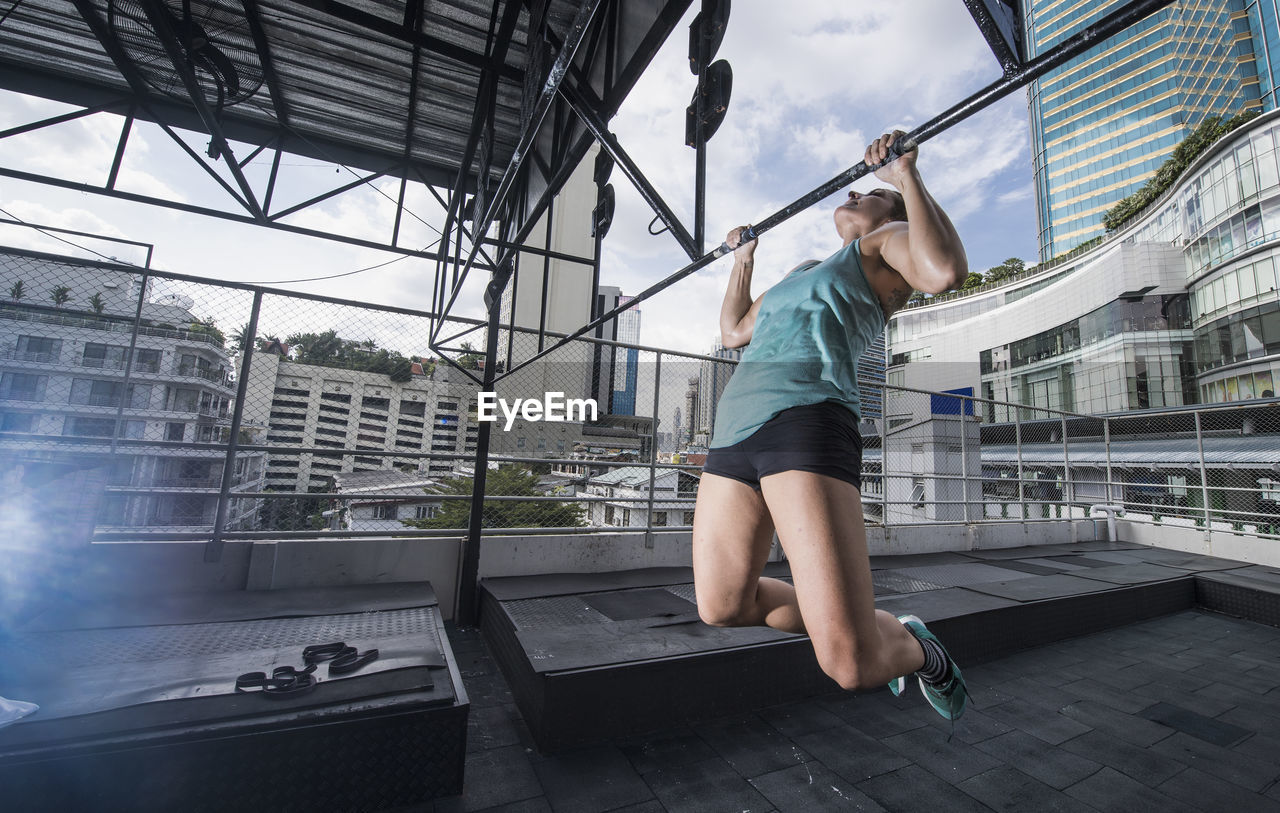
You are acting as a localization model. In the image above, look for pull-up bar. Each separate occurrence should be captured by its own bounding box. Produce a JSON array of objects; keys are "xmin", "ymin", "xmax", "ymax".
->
[{"xmin": 492, "ymin": 0, "xmax": 1174, "ymax": 383}]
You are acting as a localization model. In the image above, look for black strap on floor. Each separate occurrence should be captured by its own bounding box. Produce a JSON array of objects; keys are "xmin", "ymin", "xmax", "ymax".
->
[
  {"xmin": 303, "ymin": 640, "xmax": 380, "ymax": 675},
  {"xmin": 234, "ymin": 664, "xmax": 318, "ymax": 699},
  {"xmin": 235, "ymin": 640, "xmax": 380, "ymax": 697}
]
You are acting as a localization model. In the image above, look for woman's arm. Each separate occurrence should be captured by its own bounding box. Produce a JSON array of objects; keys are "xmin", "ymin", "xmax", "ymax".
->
[
  {"xmin": 719, "ymin": 225, "xmax": 764, "ymax": 348},
  {"xmin": 870, "ymin": 132, "xmax": 968, "ymax": 294}
]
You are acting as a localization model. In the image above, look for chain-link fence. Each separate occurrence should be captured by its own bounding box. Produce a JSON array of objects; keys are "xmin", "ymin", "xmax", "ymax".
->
[{"xmin": 4, "ymin": 246, "xmax": 1279, "ymax": 545}]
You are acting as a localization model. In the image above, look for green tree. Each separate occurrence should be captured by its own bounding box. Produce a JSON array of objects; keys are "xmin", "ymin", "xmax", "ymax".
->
[
  {"xmin": 87, "ymin": 292, "xmax": 106, "ymax": 313},
  {"xmin": 961, "ymin": 271, "xmax": 986, "ymax": 290},
  {"xmin": 456, "ymin": 341, "xmax": 483, "ymax": 370},
  {"xmin": 985, "ymin": 257, "xmax": 1026, "ymax": 282},
  {"xmin": 49, "ymin": 285, "xmax": 71, "ymax": 307},
  {"xmin": 230, "ymin": 323, "xmax": 250, "ymax": 356},
  {"xmin": 231, "ymin": 323, "xmax": 283, "ymax": 356},
  {"xmin": 259, "ymin": 493, "xmax": 329, "ymax": 531},
  {"xmin": 287, "ymin": 329, "xmax": 346, "ymax": 365},
  {"xmin": 401, "ymin": 466, "xmax": 586, "ymax": 530},
  {"xmin": 8, "ymin": 280, "xmax": 24, "ymax": 301},
  {"xmin": 285, "ymin": 328, "xmax": 417, "ymax": 381},
  {"xmin": 188, "ymin": 316, "xmax": 226, "ymax": 347}
]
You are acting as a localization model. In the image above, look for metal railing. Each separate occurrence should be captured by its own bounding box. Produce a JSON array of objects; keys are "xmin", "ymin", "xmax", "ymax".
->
[
  {"xmin": 0, "ymin": 348, "xmax": 61, "ymax": 363},
  {"xmin": 2, "ymin": 248, "xmax": 1279, "ymax": 545}
]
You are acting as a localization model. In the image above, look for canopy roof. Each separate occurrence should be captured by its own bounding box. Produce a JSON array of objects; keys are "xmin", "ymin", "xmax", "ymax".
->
[{"xmin": 0, "ymin": 0, "xmax": 688, "ymax": 192}]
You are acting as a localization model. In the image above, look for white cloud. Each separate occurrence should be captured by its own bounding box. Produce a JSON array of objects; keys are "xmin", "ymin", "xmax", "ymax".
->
[{"xmin": 997, "ymin": 184, "xmax": 1035, "ymax": 206}]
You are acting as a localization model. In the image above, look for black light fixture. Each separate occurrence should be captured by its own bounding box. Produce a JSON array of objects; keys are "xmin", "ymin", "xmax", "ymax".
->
[
  {"xmin": 688, "ymin": 0, "xmax": 730, "ymax": 75},
  {"xmin": 594, "ymin": 147, "xmax": 614, "ymax": 187},
  {"xmin": 686, "ymin": 59, "xmax": 732, "ymax": 147},
  {"xmin": 593, "ymin": 184, "xmax": 616, "ymax": 239}
]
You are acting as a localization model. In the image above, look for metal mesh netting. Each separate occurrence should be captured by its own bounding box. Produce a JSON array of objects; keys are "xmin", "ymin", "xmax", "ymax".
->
[
  {"xmin": 5, "ymin": 246, "xmax": 1280, "ymax": 546},
  {"xmin": 0, "ymin": 249, "xmax": 484, "ymax": 540}
]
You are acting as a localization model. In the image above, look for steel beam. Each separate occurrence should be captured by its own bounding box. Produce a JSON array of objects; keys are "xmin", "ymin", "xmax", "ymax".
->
[
  {"xmin": 207, "ymin": 290, "xmax": 262, "ymax": 562},
  {"xmin": 268, "ymin": 165, "xmax": 395, "ymax": 221},
  {"xmin": 0, "ymin": 99, "xmax": 130, "ymax": 139},
  {"xmin": 456, "ymin": 257, "xmax": 511, "ymax": 625},
  {"xmin": 482, "ymin": 237, "xmax": 596, "ymax": 265},
  {"xmin": 137, "ymin": 0, "xmax": 266, "ymax": 220},
  {"xmin": 0, "ymin": 165, "xmax": 480, "ymax": 264},
  {"xmin": 106, "ymin": 108, "xmax": 135, "ymax": 191},
  {"xmin": 431, "ymin": 0, "xmax": 527, "ymax": 342},
  {"xmin": 559, "ymin": 78, "xmax": 698, "ymax": 259},
  {"xmin": 494, "ymin": 0, "xmax": 1177, "ymax": 382},
  {"xmin": 436, "ymin": 0, "xmax": 606, "ymax": 331},
  {"xmin": 963, "ymin": 0, "xmax": 1024, "ymax": 75},
  {"xmin": 68, "ymin": 0, "xmax": 159, "ymax": 99}
]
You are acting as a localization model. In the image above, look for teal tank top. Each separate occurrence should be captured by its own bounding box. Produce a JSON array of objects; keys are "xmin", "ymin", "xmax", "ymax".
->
[{"xmin": 710, "ymin": 239, "xmax": 886, "ymax": 448}]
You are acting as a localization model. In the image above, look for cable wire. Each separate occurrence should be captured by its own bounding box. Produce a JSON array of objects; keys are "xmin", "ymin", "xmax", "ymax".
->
[{"xmin": 0, "ymin": 206, "xmax": 144, "ymax": 267}]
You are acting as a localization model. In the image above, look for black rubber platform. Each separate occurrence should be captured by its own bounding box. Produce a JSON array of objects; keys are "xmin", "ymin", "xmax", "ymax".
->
[
  {"xmin": 479, "ymin": 543, "xmax": 1277, "ymax": 752},
  {"xmin": 0, "ymin": 582, "xmax": 467, "ymax": 811}
]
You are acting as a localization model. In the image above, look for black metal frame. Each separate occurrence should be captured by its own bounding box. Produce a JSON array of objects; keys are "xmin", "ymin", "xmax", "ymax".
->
[
  {"xmin": 0, "ymin": 0, "xmax": 1179, "ymax": 624},
  {"xmin": 484, "ymin": 0, "xmax": 1178, "ymax": 386}
]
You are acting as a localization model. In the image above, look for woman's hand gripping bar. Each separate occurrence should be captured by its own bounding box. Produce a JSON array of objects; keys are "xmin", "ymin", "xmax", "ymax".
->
[{"xmin": 711, "ymin": 134, "xmax": 919, "ymax": 259}]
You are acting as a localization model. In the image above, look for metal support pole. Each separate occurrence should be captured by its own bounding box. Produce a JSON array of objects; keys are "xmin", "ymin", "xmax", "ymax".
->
[
  {"xmin": 109, "ymin": 271, "xmax": 149, "ymax": 460},
  {"xmin": 645, "ymin": 353, "xmax": 662, "ymax": 548},
  {"xmin": 457, "ymin": 263, "xmax": 508, "ymax": 626},
  {"xmin": 881, "ymin": 383, "xmax": 892, "ymax": 530},
  {"xmin": 1015, "ymin": 409, "xmax": 1025, "ymax": 520},
  {"xmin": 1104, "ymin": 416, "xmax": 1114, "ymax": 505},
  {"xmin": 206, "ymin": 290, "xmax": 262, "ymax": 562},
  {"xmin": 1195, "ymin": 410, "xmax": 1212, "ymax": 532},
  {"xmin": 538, "ymin": 197, "xmax": 554, "ymax": 352},
  {"xmin": 959, "ymin": 397, "xmax": 970, "ymax": 524},
  {"xmin": 106, "ymin": 109, "xmax": 134, "ymax": 191},
  {"xmin": 692, "ymin": 0, "xmax": 712, "ymax": 256},
  {"xmin": 494, "ymin": 0, "xmax": 1176, "ymax": 383},
  {"xmin": 1061, "ymin": 414, "xmax": 1071, "ymax": 518}
]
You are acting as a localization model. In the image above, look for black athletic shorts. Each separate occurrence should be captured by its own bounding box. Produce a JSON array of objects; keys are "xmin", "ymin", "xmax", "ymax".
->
[{"xmin": 703, "ymin": 400, "xmax": 863, "ymax": 491}]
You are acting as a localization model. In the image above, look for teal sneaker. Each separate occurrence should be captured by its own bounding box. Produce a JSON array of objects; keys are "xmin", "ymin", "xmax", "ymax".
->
[{"xmin": 898, "ymin": 615, "xmax": 969, "ymax": 722}]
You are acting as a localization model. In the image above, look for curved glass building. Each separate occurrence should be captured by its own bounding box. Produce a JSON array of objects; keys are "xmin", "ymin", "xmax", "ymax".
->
[
  {"xmin": 889, "ymin": 109, "xmax": 1280, "ymax": 420},
  {"xmin": 1025, "ymin": 0, "xmax": 1269, "ymax": 261}
]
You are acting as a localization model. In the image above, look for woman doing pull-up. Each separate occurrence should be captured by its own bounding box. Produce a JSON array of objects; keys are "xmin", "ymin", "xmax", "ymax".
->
[{"xmin": 693, "ymin": 131, "xmax": 970, "ymax": 720}]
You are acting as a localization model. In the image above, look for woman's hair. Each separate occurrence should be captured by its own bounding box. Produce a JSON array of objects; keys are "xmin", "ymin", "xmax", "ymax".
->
[{"xmin": 884, "ymin": 189, "xmax": 908, "ymax": 222}]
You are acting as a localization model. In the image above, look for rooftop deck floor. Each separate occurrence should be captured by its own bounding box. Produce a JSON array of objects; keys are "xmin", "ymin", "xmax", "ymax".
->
[{"xmin": 437, "ymin": 607, "xmax": 1280, "ymax": 812}]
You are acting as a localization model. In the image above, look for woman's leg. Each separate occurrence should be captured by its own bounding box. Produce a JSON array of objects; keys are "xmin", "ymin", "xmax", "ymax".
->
[
  {"xmin": 759, "ymin": 470, "xmax": 925, "ymax": 690},
  {"xmin": 691, "ymin": 472, "xmax": 805, "ymax": 634}
]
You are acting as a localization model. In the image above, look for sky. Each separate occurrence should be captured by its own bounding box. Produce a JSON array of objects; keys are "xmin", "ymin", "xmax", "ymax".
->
[{"xmin": 0, "ymin": 0, "xmax": 1039, "ymax": 358}]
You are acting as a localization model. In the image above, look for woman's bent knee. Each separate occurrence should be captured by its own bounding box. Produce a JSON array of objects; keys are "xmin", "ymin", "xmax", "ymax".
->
[
  {"xmin": 815, "ymin": 645, "xmax": 885, "ymax": 691},
  {"xmin": 697, "ymin": 600, "xmax": 754, "ymax": 628}
]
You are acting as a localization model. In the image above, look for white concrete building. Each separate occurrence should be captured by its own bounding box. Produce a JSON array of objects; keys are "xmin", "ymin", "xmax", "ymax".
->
[
  {"xmin": 331, "ymin": 469, "xmax": 444, "ymax": 532},
  {"xmin": 240, "ymin": 350, "xmax": 480, "ymax": 495},
  {"xmin": 584, "ymin": 465, "xmax": 698, "ymax": 529},
  {"xmin": 0, "ymin": 249, "xmax": 265, "ymax": 532}
]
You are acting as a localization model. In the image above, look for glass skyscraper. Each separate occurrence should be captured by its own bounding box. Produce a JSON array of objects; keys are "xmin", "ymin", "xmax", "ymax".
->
[{"xmin": 1026, "ymin": 0, "xmax": 1271, "ymax": 261}]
